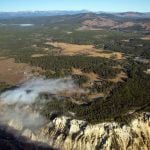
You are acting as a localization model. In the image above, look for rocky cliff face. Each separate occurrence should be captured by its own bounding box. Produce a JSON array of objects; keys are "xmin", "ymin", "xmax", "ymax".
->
[{"xmin": 6, "ymin": 113, "xmax": 150, "ymax": 150}]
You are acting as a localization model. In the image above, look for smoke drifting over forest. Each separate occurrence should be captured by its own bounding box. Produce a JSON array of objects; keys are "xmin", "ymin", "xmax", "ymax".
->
[
  {"xmin": 0, "ymin": 77, "xmax": 82, "ymax": 130},
  {"xmin": 0, "ymin": 77, "xmax": 77, "ymax": 104}
]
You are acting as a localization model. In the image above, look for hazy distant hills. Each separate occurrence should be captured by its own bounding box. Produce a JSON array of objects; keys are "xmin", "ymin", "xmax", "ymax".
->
[
  {"xmin": 0, "ymin": 11, "xmax": 149, "ymax": 32},
  {"xmin": 114, "ymin": 12, "xmax": 150, "ymax": 18},
  {"xmin": 0, "ymin": 11, "xmax": 150, "ymax": 19},
  {"xmin": 0, "ymin": 10, "xmax": 89, "ymax": 19}
]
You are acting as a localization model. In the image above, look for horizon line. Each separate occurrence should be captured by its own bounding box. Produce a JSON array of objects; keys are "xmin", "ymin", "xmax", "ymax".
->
[{"xmin": 0, "ymin": 10, "xmax": 150, "ymax": 13}]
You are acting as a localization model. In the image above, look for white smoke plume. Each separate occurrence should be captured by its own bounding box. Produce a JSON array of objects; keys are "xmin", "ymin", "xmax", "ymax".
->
[
  {"xmin": 0, "ymin": 77, "xmax": 77, "ymax": 105},
  {"xmin": 0, "ymin": 77, "xmax": 82, "ymax": 132}
]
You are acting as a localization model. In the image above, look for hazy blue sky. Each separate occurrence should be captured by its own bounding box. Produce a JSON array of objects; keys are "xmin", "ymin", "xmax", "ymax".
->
[{"xmin": 0, "ymin": 0, "xmax": 150, "ymax": 12}]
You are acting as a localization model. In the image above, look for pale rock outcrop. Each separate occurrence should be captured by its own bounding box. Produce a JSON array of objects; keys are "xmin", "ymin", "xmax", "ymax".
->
[
  {"xmin": 7, "ymin": 113, "xmax": 150, "ymax": 150},
  {"xmin": 8, "ymin": 119, "xmax": 23, "ymax": 131}
]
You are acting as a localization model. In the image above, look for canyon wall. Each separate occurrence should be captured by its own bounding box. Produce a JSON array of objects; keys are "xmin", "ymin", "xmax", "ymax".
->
[{"xmin": 7, "ymin": 113, "xmax": 150, "ymax": 150}]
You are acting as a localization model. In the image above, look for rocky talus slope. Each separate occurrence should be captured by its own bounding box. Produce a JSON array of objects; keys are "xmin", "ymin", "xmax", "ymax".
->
[{"xmin": 6, "ymin": 113, "xmax": 150, "ymax": 150}]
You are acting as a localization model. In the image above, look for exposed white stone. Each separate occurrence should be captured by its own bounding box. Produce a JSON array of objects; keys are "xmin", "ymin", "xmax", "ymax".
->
[
  {"xmin": 5, "ymin": 113, "xmax": 150, "ymax": 150},
  {"xmin": 8, "ymin": 119, "xmax": 23, "ymax": 131}
]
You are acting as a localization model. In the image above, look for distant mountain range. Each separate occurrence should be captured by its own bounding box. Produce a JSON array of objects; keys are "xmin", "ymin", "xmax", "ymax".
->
[
  {"xmin": 0, "ymin": 10, "xmax": 89, "ymax": 19},
  {"xmin": 0, "ymin": 11, "xmax": 150, "ymax": 19},
  {"xmin": 113, "ymin": 12, "xmax": 150, "ymax": 18}
]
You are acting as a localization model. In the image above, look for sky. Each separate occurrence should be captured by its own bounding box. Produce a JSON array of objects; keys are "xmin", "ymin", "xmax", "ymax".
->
[{"xmin": 0, "ymin": 0, "xmax": 150, "ymax": 12}]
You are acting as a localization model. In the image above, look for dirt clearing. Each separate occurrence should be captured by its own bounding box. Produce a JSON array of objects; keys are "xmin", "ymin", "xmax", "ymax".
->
[
  {"xmin": 0, "ymin": 58, "xmax": 43, "ymax": 85},
  {"xmin": 72, "ymin": 68, "xmax": 99, "ymax": 88},
  {"xmin": 46, "ymin": 42, "xmax": 124, "ymax": 60},
  {"xmin": 31, "ymin": 54, "xmax": 48, "ymax": 58},
  {"xmin": 108, "ymin": 71, "xmax": 128, "ymax": 83},
  {"xmin": 141, "ymin": 35, "xmax": 150, "ymax": 41}
]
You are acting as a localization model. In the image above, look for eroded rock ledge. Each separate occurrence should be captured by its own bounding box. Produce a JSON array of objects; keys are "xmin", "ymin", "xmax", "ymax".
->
[{"xmin": 7, "ymin": 113, "xmax": 150, "ymax": 150}]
